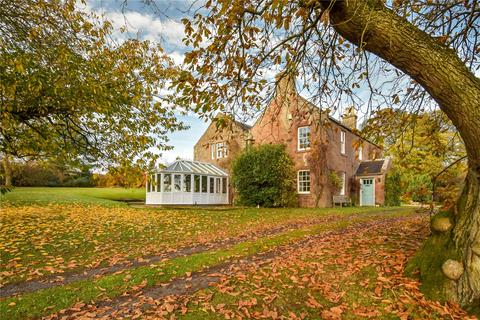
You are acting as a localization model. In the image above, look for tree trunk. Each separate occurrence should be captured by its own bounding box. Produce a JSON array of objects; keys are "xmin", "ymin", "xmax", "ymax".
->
[
  {"xmin": 2, "ymin": 155, "xmax": 12, "ymax": 187},
  {"xmin": 320, "ymin": 0, "xmax": 480, "ymax": 305},
  {"xmin": 455, "ymin": 164, "xmax": 480, "ymax": 304}
]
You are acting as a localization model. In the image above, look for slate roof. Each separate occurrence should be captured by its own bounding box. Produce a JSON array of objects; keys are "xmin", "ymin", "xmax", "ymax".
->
[
  {"xmin": 355, "ymin": 160, "xmax": 385, "ymax": 176},
  {"xmin": 233, "ymin": 120, "xmax": 252, "ymax": 131},
  {"xmin": 157, "ymin": 160, "xmax": 228, "ymax": 177}
]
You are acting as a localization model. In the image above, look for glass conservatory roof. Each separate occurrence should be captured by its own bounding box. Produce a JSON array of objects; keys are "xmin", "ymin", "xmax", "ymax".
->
[{"xmin": 157, "ymin": 160, "xmax": 228, "ymax": 177}]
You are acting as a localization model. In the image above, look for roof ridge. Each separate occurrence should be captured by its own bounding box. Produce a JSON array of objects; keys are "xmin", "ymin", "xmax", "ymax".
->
[{"xmin": 158, "ymin": 159, "xmax": 228, "ymax": 176}]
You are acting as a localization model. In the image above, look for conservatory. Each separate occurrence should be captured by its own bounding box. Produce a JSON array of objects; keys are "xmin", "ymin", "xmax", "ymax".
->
[{"xmin": 146, "ymin": 160, "xmax": 229, "ymax": 205}]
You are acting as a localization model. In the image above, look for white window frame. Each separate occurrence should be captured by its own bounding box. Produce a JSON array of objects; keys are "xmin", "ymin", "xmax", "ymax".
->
[
  {"xmin": 340, "ymin": 131, "xmax": 346, "ymax": 155},
  {"xmin": 201, "ymin": 175, "xmax": 208, "ymax": 193},
  {"xmin": 211, "ymin": 144, "xmax": 215, "ymax": 159},
  {"xmin": 216, "ymin": 142, "xmax": 224, "ymax": 159},
  {"xmin": 209, "ymin": 176, "xmax": 215, "ymax": 193},
  {"xmin": 183, "ymin": 174, "xmax": 191, "ymax": 192},
  {"xmin": 163, "ymin": 173, "xmax": 172, "ymax": 192},
  {"xmin": 358, "ymin": 145, "xmax": 363, "ymax": 160},
  {"xmin": 297, "ymin": 126, "xmax": 311, "ymax": 151},
  {"xmin": 223, "ymin": 143, "xmax": 228, "ymax": 157},
  {"xmin": 297, "ymin": 170, "xmax": 311, "ymax": 194},
  {"xmin": 339, "ymin": 172, "xmax": 346, "ymax": 196},
  {"xmin": 222, "ymin": 177, "xmax": 227, "ymax": 194}
]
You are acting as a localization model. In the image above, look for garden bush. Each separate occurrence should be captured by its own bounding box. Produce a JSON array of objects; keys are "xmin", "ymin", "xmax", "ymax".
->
[
  {"xmin": 232, "ymin": 144, "xmax": 297, "ymax": 207},
  {"xmin": 385, "ymin": 169, "xmax": 402, "ymax": 206},
  {"xmin": 406, "ymin": 173, "xmax": 432, "ymax": 203}
]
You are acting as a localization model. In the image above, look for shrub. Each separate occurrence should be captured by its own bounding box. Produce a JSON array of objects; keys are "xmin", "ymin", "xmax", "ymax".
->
[
  {"xmin": 328, "ymin": 171, "xmax": 342, "ymax": 192},
  {"xmin": 10, "ymin": 162, "xmax": 62, "ymax": 186},
  {"xmin": 93, "ymin": 165, "xmax": 145, "ymax": 188},
  {"xmin": 62, "ymin": 175, "xmax": 94, "ymax": 187},
  {"xmin": 406, "ymin": 173, "xmax": 432, "ymax": 203},
  {"xmin": 385, "ymin": 169, "xmax": 402, "ymax": 206},
  {"xmin": 232, "ymin": 144, "xmax": 297, "ymax": 207}
]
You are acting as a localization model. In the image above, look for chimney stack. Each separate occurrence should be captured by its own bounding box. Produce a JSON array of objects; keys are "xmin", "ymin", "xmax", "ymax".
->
[{"xmin": 341, "ymin": 107, "xmax": 357, "ymax": 130}]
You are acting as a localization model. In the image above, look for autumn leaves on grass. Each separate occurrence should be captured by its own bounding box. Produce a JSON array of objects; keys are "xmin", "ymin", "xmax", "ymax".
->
[
  {"xmin": 1, "ymin": 204, "xmax": 377, "ymax": 286},
  {"xmin": 133, "ymin": 216, "xmax": 474, "ymax": 320}
]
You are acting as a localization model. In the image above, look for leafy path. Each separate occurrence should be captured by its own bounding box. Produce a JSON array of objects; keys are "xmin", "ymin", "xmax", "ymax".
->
[{"xmin": 40, "ymin": 212, "xmax": 476, "ymax": 320}]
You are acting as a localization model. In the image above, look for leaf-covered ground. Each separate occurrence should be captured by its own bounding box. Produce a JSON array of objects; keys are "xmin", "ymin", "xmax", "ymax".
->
[
  {"xmin": 1, "ymin": 189, "xmax": 476, "ymax": 319},
  {"xmin": 0, "ymin": 200, "xmax": 402, "ymax": 286},
  {"xmin": 45, "ymin": 213, "xmax": 475, "ymax": 320},
  {"xmin": 0, "ymin": 205, "xmax": 476, "ymax": 319}
]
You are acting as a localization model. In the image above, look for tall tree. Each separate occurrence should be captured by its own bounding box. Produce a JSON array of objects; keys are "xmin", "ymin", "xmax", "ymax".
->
[
  {"xmin": 0, "ymin": 0, "xmax": 187, "ymax": 171},
  {"xmin": 174, "ymin": 0, "xmax": 480, "ymax": 305}
]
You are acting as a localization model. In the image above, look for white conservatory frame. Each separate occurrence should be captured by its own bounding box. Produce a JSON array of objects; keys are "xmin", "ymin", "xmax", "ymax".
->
[{"xmin": 146, "ymin": 160, "xmax": 229, "ymax": 205}]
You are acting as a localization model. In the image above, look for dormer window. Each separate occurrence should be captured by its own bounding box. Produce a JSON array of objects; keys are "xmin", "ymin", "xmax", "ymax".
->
[{"xmin": 298, "ymin": 126, "xmax": 311, "ymax": 151}]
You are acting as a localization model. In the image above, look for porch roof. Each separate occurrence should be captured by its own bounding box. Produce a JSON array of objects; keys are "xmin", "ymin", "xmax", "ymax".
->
[{"xmin": 355, "ymin": 160, "xmax": 385, "ymax": 176}]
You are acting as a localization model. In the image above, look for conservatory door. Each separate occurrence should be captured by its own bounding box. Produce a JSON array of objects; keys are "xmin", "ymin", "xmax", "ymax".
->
[{"xmin": 360, "ymin": 178, "xmax": 375, "ymax": 206}]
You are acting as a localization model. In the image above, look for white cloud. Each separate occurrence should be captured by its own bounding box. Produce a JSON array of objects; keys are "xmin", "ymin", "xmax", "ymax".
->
[
  {"xmin": 107, "ymin": 11, "xmax": 185, "ymax": 46},
  {"xmin": 168, "ymin": 51, "xmax": 185, "ymax": 65},
  {"xmin": 80, "ymin": 2, "xmax": 186, "ymax": 47}
]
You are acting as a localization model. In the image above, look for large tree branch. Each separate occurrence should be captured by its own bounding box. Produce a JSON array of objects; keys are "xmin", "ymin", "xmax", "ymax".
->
[{"xmin": 321, "ymin": 0, "xmax": 480, "ymax": 166}]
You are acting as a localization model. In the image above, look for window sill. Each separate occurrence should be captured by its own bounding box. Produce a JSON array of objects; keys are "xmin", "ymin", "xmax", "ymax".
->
[{"xmin": 298, "ymin": 192, "xmax": 311, "ymax": 195}]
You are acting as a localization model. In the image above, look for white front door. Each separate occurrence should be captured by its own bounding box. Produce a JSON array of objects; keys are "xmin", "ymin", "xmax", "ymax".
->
[{"xmin": 360, "ymin": 178, "xmax": 375, "ymax": 206}]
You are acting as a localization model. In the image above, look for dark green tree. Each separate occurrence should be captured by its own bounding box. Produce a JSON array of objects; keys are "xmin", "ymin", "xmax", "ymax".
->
[
  {"xmin": 232, "ymin": 144, "xmax": 297, "ymax": 207},
  {"xmin": 385, "ymin": 170, "xmax": 402, "ymax": 207}
]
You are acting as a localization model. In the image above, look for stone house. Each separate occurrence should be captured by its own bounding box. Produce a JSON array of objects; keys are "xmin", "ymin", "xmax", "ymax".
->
[{"xmin": 193, "ymin": 75, "xmax": 390, "ymax": 207}]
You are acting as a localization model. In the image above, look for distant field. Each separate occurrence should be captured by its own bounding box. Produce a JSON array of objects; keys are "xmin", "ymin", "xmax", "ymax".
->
[{"xmin": 0, "ymin": 187, "xmax": 145, "ymax": 206}]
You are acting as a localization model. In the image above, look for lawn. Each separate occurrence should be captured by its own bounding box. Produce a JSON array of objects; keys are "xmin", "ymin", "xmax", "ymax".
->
[
  {"xmin": 1, "ymin": 188, "xmax": 475, "ymax": 319},
  {"xmin": 1, "ymin": 188, "xmax": 404, "ymax": 286},
  {"xmin": 0, "ymin": 187, "xmax": 145, "ymax": 206}
]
